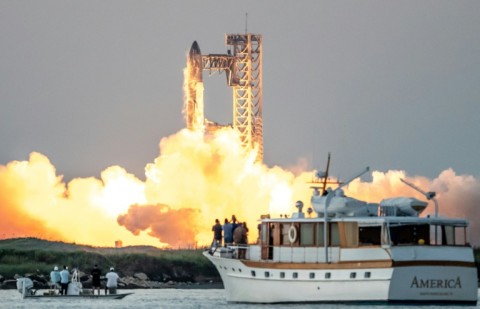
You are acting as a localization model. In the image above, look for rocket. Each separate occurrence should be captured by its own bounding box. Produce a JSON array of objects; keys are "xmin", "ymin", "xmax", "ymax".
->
[
  {"xmin": 185, "ymin": 41, "xmax": 204, "ymax": 130},
  {"xmin": 189, "ymin": 41, "xmax": 203, "ymax": 83}
]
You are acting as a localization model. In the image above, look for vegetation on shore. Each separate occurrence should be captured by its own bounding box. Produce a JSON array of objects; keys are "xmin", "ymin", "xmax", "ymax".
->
[
  {"xmin": 1, "ymin": 238, "xmax": 479, "ymax": 287},
  {"xmin": 0, "ymin": 238, "xmax": 219, "ymax": 284}
]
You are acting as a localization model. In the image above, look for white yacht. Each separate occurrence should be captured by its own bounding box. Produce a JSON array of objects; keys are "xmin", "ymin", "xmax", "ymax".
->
[{"xmin": 203, "ymin": 166, "xmax": 478, "ymax": 304}]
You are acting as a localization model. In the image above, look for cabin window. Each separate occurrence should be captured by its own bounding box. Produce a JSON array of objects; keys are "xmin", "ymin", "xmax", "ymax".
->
[
  {"xmin": 293, "ymin": 272, "xmax": 298, "ymax": 279},
  {"xmin": 444, "ymin": 225, "xmax": 455, "ymax": 245},
  {"xmin": 260, "ymin": 223, "xmax": 268, "ymax": 243},
  {"xmin": 300, "ymin": 223, "xmax": 315, "ymax": 246},
  {"xmin": 350, "ymin": 272, "xmax": 356, "ymax": 279},
  {"xmin": 430, "ymin": 225, "xmax": 467, "ymax": 246},
  {"xmin": 359, "ymin": 226, "xmax": 381, "ymax": 246},
  {"xmin": 390, "ymin": 224, "xmax": 429, "ymax": 245},
  {"xmin": 381, "ymin": 224, "xmax": 390, "ymax": 245},
  {"xmin": 330, "ymin": 223, "xmax": 340, "ymax": 246},
  {"xmin": 455, "ymin": 226, "xmax": 467, "ymax": 245},
  {"xmin": 435, "ymin": 225, "xmax": 467, "ymax": 246},
  {"xmin": 342, "ymin": 222, "xmax": 359, "ymax": 248},
  {"xmin": 364, "ymin": 272, "xmax": 371, "ymax": 278},
  {"xmin": 431, "ymin": 225, "xmax": 440, "ymax": 245},
  {"xmin": 315, "ymin": 223, "xmax": 325, "ymax": 246},
  {"xmin": 251, "ymin": 271, "xmax": 256, "ymax": 277},
  {"xmin": 309, "ymin": 272, "xmax": 315, "ymax": 279},
  {"xmin": 280, "ymin": 272, "xmax": 285, "ymax": 278},
  {"xmin": 281, "ymin": 224, "xmax": 292, "ymax": 245},
  {"xmin": 265, "ymin": 271, "xmax": 270, "ymax": 278},
  {"xmin": 325, "ymin": 272, "xmax": 331, "ymax": 279}
]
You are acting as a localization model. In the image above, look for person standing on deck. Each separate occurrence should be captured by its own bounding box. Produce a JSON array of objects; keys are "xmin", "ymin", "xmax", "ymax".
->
[
  {"xmin": 105, "ymin": 267, "xmax": 120, "ymax": 295},
  {"xmin": 231, "ymin": 215, "xmax": 238, "ymax": 233},
  {"xmin": 212, "ymin": 219, "xmax": 223, "ymax": 247},
  {"xmin": 49, "ymin": 266, "xmax": 61, "ymax": 293},
  {"xmin": 233, "ymin": 222, "xmax": 247, "ymax": 259},
  {"xmin": 223, "ymin": 218, "xmax": 233, "ymax": 246},
  {"xmin": 59, "ymin": 266, "xmax": 70, "ymax": 295},
  {"xmin": 90, "ymin": 264, "xmax": 101, "ymax": 295}
]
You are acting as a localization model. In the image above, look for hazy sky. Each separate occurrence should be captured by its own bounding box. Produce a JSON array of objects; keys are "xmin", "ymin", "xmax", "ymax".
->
[{"xmin": 1, "ymin": 1, "xmax": 479, "ymax": 182}]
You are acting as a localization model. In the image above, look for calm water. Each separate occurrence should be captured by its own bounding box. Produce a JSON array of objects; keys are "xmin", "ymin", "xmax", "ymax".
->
[{"xmin": 0, "ymin": 289, "xmax": 479, "ymax": 309}]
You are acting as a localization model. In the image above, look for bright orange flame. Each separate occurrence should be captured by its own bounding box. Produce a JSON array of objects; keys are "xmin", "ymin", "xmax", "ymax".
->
[{"xmin": 1, "ymin": 150, "xmax": 480, "ymax": 246}]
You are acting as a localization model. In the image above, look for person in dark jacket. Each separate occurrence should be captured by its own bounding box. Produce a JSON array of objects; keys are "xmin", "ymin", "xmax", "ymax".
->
[
  {"xmin": 212, "ymin": 219, "xmax": 222, "ymax": 247},
  {"xmin": 91, "ymin": 264, "xmax": 101, "ymax": 295}
]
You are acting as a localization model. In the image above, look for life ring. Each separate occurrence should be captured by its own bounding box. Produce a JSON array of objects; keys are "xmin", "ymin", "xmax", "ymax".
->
[{"xmin": 288, "ymin": 225, "xmax": 297, "ymax": 243}]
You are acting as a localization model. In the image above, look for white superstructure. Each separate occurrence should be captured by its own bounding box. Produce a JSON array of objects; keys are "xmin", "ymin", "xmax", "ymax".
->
[{"xmin": 203, "ymin": 171, "xmax": 478, "ymax": 305}]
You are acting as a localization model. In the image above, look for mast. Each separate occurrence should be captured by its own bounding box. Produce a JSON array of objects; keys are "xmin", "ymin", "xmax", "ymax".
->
[{"xmin": 321, "ymin": 152, "xmax": 331, "ymax": 195}]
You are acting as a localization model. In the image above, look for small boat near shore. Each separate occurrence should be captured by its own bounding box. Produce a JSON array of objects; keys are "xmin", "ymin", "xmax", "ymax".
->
[
  {"xmin": 204, "ymin": 161, "xmax": 478, "ymax": 305},
  {"xmin": 23, "ymin": 292, "xmax": 133, "ymax": 299},
  {"xmin": 17, "ymin": 270, "xmax": 132, "ymax": 300}
]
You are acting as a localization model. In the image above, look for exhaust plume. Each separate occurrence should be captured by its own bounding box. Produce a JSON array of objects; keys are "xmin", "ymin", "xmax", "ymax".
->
[{"xmin": 1, "ymin": 151, "xmax": 480, "ymax": 246}]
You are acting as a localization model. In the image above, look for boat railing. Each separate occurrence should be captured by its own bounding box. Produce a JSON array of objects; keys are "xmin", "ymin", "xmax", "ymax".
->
[
  {"xmin": 208, "ymin": 243, "xmax": 250, "ymax": 259},
  {"xmin": 211, "ymin": 243, "xmax": 342, "ymax": 263},
  {"xmin": 229, "ymin": 244, "xmax": 249, "ymax": 259}
]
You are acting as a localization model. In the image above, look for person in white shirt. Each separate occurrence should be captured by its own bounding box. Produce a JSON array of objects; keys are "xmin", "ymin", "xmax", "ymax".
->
[
  {"xmin": 105, "ymin": 267, "xmax": 120, "ymax": 294},
  {"xmin": 59, "ymin": 266, "xmax": 70, "ymax": 295},
  {"xmin": 49, "ymin": 266, "xmax": 61, "ymax": 293}
]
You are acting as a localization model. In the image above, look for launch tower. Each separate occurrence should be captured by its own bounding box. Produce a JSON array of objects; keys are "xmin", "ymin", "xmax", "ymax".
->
[{"xmin": 201, "ymin": 34, "xmax": 263, "ymax": 162}]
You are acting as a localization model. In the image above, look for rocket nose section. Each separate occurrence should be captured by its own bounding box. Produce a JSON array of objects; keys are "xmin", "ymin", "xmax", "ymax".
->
[
  {"xmin": 187, "ymin": 40, "xmax": 203, "ymax": 82},
  {"xmin": 190, "ymin": 41, "xmax": 201, "ymax": 57}
]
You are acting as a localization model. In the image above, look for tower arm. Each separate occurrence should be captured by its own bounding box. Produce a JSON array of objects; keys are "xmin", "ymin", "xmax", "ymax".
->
[{"xmin": 202, "ymin": 55, "xmax": 238, "ymax": 86}]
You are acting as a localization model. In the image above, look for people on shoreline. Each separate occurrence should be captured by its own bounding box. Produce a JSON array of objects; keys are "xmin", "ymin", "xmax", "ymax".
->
[
  {"xmin": 105, "ymin": 267, "xmax": 120, "ymax": 295},
  {"xmin": 90, "ymin": 264, "xmax": 101, "ymax": 295},
  {"xmin": 49, "ymin": 266, "xmax": 61, "ymax": 292},
  {"xmin": 59, "ymin": 266, "xmax": 70, "ymax": 295},
  {"xmin": 212, "ymin": 219, "xmax": 222, "ymax": 247}
]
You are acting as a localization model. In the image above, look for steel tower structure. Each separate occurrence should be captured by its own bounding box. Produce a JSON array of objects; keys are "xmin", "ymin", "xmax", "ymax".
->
[{"xmin": 202, "ymin": 34, "xmax": 263, "ymax": 162}]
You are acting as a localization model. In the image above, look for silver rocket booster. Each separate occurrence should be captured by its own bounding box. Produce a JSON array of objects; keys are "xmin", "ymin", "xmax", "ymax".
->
[
  {"xmin": 185, "ymin": 41, "xmax": 204, "ymax": 130},
  {"xmin": 189, "ymin": 41, "xmax": 203, "ymax": 82}
]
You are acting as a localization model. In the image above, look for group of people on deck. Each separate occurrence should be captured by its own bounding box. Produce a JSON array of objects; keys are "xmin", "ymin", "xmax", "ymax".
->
[
  {"xmin": 212, "ymin": 215, "xmax": 248, "ymax": 258},
  {"xmin": 49, "ymin": 265, "xmax": 70, "ymax": 295},
  {"xmin": 49, "ymin": 264, "xmax": 120, "ymax": 295}
]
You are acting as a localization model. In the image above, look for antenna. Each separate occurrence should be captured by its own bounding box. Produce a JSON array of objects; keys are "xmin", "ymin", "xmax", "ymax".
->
[
  {"xmin": 400, "ymin": 178, "xmax": 438, "ymax": 217},
  {"xmin": 338, "ymin": 166, "xmax": 370, "ymax": 190},
  {"xmin": 245, "ymin": 13, "xmax": 248, "ymax": 34},
  {"xmin": 321, "ymin": 152, "xmax": 331, "ymax": 194}
]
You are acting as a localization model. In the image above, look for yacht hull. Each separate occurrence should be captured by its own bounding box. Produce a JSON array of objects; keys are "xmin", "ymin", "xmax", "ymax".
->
[{"xmin": 204, "ymin": 251, "xmax": 477, "ymax": 304}]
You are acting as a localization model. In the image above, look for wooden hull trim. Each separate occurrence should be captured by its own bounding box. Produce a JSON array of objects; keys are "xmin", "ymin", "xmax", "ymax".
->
[
  {"xmin": 242, "ymin": 260, "xmax": 476, "ymax": 270},
  {"xmin": 242, "ymin": 260, "xmax": 393, "ymax": 269}
]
